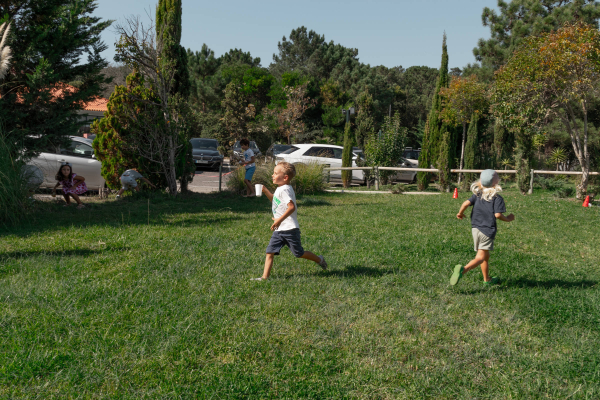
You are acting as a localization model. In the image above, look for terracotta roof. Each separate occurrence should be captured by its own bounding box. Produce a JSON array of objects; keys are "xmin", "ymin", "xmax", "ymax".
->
[
  {"xmin": 3, "ymin": 83, "xmax": 108, "ymax": 113},
  {"xmin": 50, "ymin": 83, "xmax": 108, "ymax": 112}
]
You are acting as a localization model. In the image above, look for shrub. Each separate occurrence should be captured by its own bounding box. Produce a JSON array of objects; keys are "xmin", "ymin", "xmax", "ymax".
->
[
  {"xmin": 227, "ymin": 161, "xmax": 326, "ymax": 196},
  {"xmin": 363, "ymin": 113, "xmax": 407, "ymax": 185},
  {"xmin": 0, "ymin": 135, "xmax": 33, "ymax": 226},
  {"xmin": 535, "ymin": 176, "xmax": 566, "ymax": 191},
  {"xmin": 553, "ymin": 187, "xmax": 575, "ymax": 198}
]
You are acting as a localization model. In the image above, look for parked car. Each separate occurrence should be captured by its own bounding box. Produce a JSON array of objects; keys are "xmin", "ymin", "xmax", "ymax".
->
[
  {"xmin": 27, "ymin": 136, "xmax": 105, "ymax": 191},
  {"xmin": 393, "ymin": 147, "xmax": 420, "ymax": 183},
  {"xmin": 232, "ymin": 140, "xmax": 262, "ymax": 164},
  {"xmin": 265, "ymin": 143, "xmax": 292, "ymax": 161},
  {"xmin": 190, "ymin": 138, "xmax": 223, "ymax": 170},
  {"xmin": 275, "ymin": 144, "xmax": 364, "ymax": 182}
]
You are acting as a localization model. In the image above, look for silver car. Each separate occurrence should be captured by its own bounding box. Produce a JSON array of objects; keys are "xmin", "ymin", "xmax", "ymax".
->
[{"xmin": 28, "ymin": 136, "xmax": 105, "ymax": 191}]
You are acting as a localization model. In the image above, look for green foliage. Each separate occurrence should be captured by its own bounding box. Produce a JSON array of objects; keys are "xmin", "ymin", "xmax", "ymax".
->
[
  {"xmin": 418, "ymin": 34, "xmax": 450, "ymax": 190},
  {"xmin": 463, "ymin": 114, "xmax": 479, "ymax": 188},
  {"xmin": 364, "ymin": 113, "xmax": 407, "ymax": 185},
  {"xmin": 474, "ymin": 0, "xmax": 600, "ymax": 73},
  {"xmin": 341, "ymin": 122, "xmax": 353, "ymax": 188},
  {"xmin": 227, "ymin": 162, "xmax": 326, "ymax": 195},
  {"xmin": 91, "ymin": 72, "xmax": 191, "ymax": 190},
  {"xmin": 156, "ymin": 0, "xmax": 189, "ymax": 98},
  {"xmin": 354, "ymin": 90, "xmax": 375, "ymax": 148},
  {"xmin": 437, "ymin": 131, "xmax": 451, "ymax": 191},
  {"xmin": 0, "ymin": 134, "xmax": 32, "ymax": 226},
  {"xmin": 0, "ymin": 0, "xmax": 112, "ymax": 156}
]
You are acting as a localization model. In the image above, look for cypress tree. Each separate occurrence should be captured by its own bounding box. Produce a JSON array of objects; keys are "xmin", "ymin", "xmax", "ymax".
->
[
  {"xmin": 341, "ymin": 122, "xmax": 353, "ymax": 188},
  {"xmin": 156, "ymin": 0, "xmax": 190, "ymax": 98},
  {"xmin": 463, "ymin": 113, "xmax": 479, "ymax": 188},
  {"xmin": 417, "ymin": 33, "xmax": 450, "ymax": 190}
]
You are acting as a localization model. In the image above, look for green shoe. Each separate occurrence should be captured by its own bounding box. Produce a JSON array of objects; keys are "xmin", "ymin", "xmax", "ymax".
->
[
  {"xmin": 450, "ymin": 265, "xmax": 464, "ymax": 286},
  {"xmin": 483, "ymin": 277, "xmax": 500, "ymax": 286}
]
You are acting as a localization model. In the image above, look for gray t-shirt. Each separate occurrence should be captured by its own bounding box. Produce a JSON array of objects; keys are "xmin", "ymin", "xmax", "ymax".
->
[
  {"xmin": 468, "ymin": 194, "xmax": 506, "ymax": 239},
  {"xmin": 121, "ymin": 170, "xmax": 144, "ymax": 180}
]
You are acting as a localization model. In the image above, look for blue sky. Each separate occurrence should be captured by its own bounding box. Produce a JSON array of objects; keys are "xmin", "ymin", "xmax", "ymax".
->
[{"xmin": 95, "ymin": 0, "xmax": 497, "ymax": 70}]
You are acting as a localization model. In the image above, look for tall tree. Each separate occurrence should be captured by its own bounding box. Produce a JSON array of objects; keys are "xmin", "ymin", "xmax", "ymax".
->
[
  {"xmin": 417, "ymin": 34, "xmax": 450, "ymax": 190},
  {"xmin": 156, "ymin": 0, "xmax": 189, "ymax": 98},
  {"xmin": 440, "ymin": 75, "xmax": 488, "ymax": 184},
  {"xmin": 473, "ymin": 0, "xmax": 600, "ymax": 78},
  {"xmin": 0, "ymin": 0, "xmax": 111, "ymax": 156},
  {"xmin": 270, "ymin": 27, "xmax": 326, "ymax": 78},
  {"xmin": 493, "ymin": 22, "xmax": 600, "ymax": 198},
  {"xmin": 463, "ymin": 113, "xmax": 480, "ymax": 187}
]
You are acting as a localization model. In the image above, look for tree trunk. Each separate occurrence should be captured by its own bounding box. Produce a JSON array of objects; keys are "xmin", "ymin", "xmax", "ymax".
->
[
  {"xmin": 458, "ymin": 122, "xmax": 467, "ymax": 185},
  {"xmin": 562, "ymin": 105, "xmax": 589, "ymax": 199},
  {"xmin": 167, "ymin": 135, "xmax": 178, "ymax": 195}
]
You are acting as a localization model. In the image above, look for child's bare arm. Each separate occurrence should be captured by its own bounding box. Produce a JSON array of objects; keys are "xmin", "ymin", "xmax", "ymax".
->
[
  {"xmin": 495, "ymin": 212, "xmax": 515, "ymax": 222},
  {"xmin": 262, "ymin": 187, "xmax": 273, "ymax": 201},
  {"xmin": 456, "ymin": 200, "xmax": 471, "ymax": 219},
  {"xmin": 271, "ymin": 200, "xmax": 295, "ymax": 231},
  {"xmin": 141, "ymin": 177, "xmax": 156, "ymax": 187}
]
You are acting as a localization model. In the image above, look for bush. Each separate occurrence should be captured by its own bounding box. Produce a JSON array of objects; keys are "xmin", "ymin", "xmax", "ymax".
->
[
  {"xmin": 227, "ymin": 161, "xmax": 327, "ymax": 196},
  {"xmin": 0, "ymin": 135, "xmax": 34, "ymax": 226},
  {"xmin": 535, "ymin": 176, "xmax": 566, "ymax": 191},
  {"xmin": 553, "ymin": 187, "xmax": 575, "ymax": 198}
]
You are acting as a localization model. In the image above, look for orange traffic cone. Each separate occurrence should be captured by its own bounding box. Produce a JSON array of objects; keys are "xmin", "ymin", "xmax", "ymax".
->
[
  {"xmin": 583, "ymin": 195, "xmax": 590, "ymax": 207},
  {"xmin": 453, "ymin": 188, "xmax": 459, "ymax": 199}
]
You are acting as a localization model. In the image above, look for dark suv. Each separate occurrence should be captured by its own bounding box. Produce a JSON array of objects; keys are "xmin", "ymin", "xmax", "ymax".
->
[{"xmin": 190, "ymin": 138, "xmax": 224, "ymax": 170}]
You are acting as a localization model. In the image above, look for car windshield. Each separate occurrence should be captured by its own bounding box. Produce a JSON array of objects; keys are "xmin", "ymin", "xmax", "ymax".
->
[
  {"xmin": 273, "ymin": 144, "xmax": 291, "ymax": 152},
  {"xmin": 403, "ymin": 150, "xmax": 420, "ymax": 160},
  {"xmin": 279, "ymin": 146, "xmax": 300, "ymax": 155},
  {"xmin": 191, "ymin": 139, "xmax": 218, "ymax": 150}
]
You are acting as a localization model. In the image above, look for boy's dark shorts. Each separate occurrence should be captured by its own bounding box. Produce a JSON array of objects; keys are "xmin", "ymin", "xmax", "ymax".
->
[{"xmin": 266, "ymin": 228, "xmax": 305, "ymax": 258}]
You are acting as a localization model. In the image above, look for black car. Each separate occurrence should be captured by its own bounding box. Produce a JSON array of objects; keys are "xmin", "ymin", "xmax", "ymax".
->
[
  {"xmin": 232, "ymin": 140, "xmax": 262, "ymax": 164},
  {"xmin": 190, "ymin": 138, "xmax": 224, "ymax": 170},
  {"xmin": 265, "ymin": 143, "xmax": 292, "ymax": 161}
]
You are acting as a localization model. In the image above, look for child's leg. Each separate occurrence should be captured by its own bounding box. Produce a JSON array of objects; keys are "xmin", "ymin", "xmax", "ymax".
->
[
  {"xmin": 117, "ymin": 188, "xmax": 125, "ymax": 196},
  {"xmin": 463, "ymin": 250, "xmax": 490, "ymax": 279},
  {"xmin": 244, "ymin": 179, "xmax": 253, "ymax": 196},
  {"xmin": 70, "ymin": 193, "xmax": 83, "ymax": 205},
  {"xmin": 299, "ymin": 251, "xmax": 321, "ymax": 263},
  {"xmin": 262, "ymin": 253, "xmax": 275, "ymax": 279},
  {"xmin": 62, "ymin": 193, "xmax": 71, "ymax": 204}
]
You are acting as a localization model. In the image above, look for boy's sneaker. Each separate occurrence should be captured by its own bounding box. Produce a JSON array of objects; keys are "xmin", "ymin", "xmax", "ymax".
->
[
  {"xmin": 450, "ymin": 264, "xmax": 464, "ymax": 286},
  {"xmin": 318, "ymin": 255, "xmax": 328, "ymax": 270},
  {"xmin": 250, "ymin": 277, "xmax": 267, "ymax": 281},
  {"xmin": 483, "ymin": 277, "xmax": 500, "ymax": 286},
  {"xmin": 116, "ymin": 195, "xmax": 120, "ymax": 199}
]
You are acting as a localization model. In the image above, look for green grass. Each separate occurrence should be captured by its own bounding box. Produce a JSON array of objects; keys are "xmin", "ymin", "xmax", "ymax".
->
[{"xmin": 1, "ymin": 190, "xmax": 599, "ymax": 398}]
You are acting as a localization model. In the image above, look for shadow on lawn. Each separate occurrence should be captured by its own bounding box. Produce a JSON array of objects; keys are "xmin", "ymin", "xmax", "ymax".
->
[
  {"xmin": 1, "ymin": 191, "xmax": 276, "ymax": 237},
  {"xmin": 289, "ymin": 265, "xmax": 397, "ymax": 279},
  {"xmin": 454, "ymin": 277, "xmax": 597, "ymax": 295},
  {"xmin": 0, "ymin": 248, "xmax": 124, "ymax": 263}
]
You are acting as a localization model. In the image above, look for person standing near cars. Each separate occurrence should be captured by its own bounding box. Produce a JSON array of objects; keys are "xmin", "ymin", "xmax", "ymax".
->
[
  {"xmin": 116, "ymin": 169, "xmax": 156, "ymax": 199},
  {"xmin": 240, "ymin": 138, "xmax": 256, "ymax": 197}
]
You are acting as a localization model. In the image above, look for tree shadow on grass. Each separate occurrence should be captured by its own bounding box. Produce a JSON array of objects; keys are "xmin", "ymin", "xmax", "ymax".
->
[
  {"xmin": 1, "ymin": 191, "xmax": 273, "ymax": 237},
  {"xmin": 0, "ymin": 247, "xmax": 127, "ymax": 264},
  {"xmin": 452, "ymin": 278, "xmax": 597, "ymax": 295},
  {"xmin": 288, "ymin": 265, "xmax": 399, "ymax": 279}
]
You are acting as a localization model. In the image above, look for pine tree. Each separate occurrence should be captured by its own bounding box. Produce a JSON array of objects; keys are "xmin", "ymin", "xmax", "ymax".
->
[
  {"xmin": 0, "ymin": 0, "xmax": 111, "ymax": 156},
  {"xmin": 417, "ymin": 34, "xmax": 450, "ymax": 190}
]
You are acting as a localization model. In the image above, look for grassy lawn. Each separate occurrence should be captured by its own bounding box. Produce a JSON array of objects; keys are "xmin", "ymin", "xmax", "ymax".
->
[{"xmin": 1, "ymin": 190, "xmax": 599, "ymax": 398}]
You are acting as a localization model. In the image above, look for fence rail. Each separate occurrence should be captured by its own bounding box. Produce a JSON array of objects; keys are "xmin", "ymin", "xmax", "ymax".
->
[{"xmin": 322, "ymin": 166, "xmax": 598, "ymax": 193}]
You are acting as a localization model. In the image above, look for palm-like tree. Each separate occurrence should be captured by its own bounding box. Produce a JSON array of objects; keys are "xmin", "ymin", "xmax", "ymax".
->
[
  {"xmin": 548, "ymin": 148, "xmax": 567, "ymax": 171},
  {"xmin": 0, "ymin": 22, "xmax": 12, "ymax": 80}
]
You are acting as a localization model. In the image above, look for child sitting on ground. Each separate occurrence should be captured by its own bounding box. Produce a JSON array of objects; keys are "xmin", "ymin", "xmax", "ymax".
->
[
  {"xmin": 239, "ymin": 138, "xmax": 256, "ymax": 197},
  {"xmin": 116, "ymin": 169, "xmax": 156, "ymax": 199},
  {"xmin": 53, "ymin": 163, "xmax": 87, "ymax": 209},
  {"xmin": 252, "ymin": 162, "xmax": 328, "ymax": 281},
  {"xmin": 450, "ymin": 169, "xmax": 515, "ymax": 286}
]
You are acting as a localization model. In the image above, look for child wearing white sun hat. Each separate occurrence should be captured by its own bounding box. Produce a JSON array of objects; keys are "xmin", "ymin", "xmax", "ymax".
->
[{"xmin": 450, "ymin": 169, "xmax": 515, "ymax": 286}]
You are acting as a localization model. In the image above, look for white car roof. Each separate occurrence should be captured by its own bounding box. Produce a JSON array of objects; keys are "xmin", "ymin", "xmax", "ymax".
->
[{"xmin": 291, "ymin": 144, "xmax": 343, "ymax": 149}]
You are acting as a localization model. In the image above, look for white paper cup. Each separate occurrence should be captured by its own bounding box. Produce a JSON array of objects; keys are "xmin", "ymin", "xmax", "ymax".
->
[{"xmin": 255, "ymin": 184, "xmax": 263, "ymax": 196}]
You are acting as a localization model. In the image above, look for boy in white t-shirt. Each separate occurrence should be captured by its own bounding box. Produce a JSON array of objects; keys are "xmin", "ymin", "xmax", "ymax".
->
[
  {"xmin": 116, "ymin": 169, "xmax": 156, "ymax": 198},
  {"xmin": 239, "ymin": 138, "xmax": 256, "ymax": 197},
  {"xmin": 251, "ymin": 162, "xmax": 328, "ymax": 281}
]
